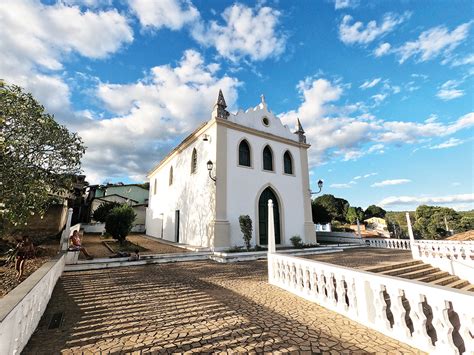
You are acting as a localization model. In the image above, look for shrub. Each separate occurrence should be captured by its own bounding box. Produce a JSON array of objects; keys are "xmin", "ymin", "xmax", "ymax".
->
[
  {"xmin": 290, "ymin": 235, "xmax": 303, "ymax": 248},
  {"xmin": 105, "ymin": 205, "xmax": 136, "ymax": 244},
  {"xmin": 93, "ymin": 202, "xmax": 121, "ymax": 222},
  {"xmin": 238, "ymin": 215, "xmax": 253, "ymax": 251}
]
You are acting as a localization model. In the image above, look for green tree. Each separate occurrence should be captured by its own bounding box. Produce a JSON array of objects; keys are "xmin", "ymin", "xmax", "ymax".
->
[
  {"xmin": 345, "ymin": 206, "xmax": 364, "ymax": 224},
  {"xmin": 311, "ymin": 202, "xmax": 331, "ymax": 224},
  {"xmin": 313, "ymin": 194, "xmax": 349, "ymax": 222},
  {"xmin": 0, "ymin": 82, "xmax": 85, "ymax": 233},
  {"xmin": 238, "ymin": 215, "xmax": 253, "ymax": 251},
  {"xmin": 364, "ymin": 205, "xmax": 387, "ymax": 219},
  {"xmin": 93, "ymin": 202, "xmax": 122, "ymax": 223},
  {"xmin": 414, "ymin": 205, "xmax": 462, "ymax": 239},
  {"xmin": 105, "ymin": 205, "xmax": 136, "ymax": 244}
]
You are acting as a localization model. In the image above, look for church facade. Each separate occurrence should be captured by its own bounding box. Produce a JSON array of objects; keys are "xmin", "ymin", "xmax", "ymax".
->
[{"xmin": 146, "ymin": 91, "xmax": 315, "ymax": 250}]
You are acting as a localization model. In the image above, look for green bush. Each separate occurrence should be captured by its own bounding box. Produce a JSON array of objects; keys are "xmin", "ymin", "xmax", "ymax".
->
[
  {"xmin": 238, "ymin": 215, "xmax": 253, "ymax": 251},
  {"xmin": 105, "ymin": 205, "xmax": 136, "ymax": 244},
  {"xmin": 93, "ymin": 202, "xmax": 121, "ymax": 222},
  {"xmin": 290, "ymin": 235, "xmax": 303, "ymax": 248}
]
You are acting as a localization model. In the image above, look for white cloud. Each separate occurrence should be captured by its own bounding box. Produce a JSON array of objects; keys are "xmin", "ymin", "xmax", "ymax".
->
[
  {"xmin": 436, "ymin": 80, "xmax": 465, "ymax": 100},
  {"xmin": 128, "ymin": 0, "xmax": 199, "ymax": 30},
  {"xmin": 450, "ymin": 53, "xmax": 474, "ymax": 67},
  {"xmin": 192, "ymin": 3, "xmax": 285, "ymax": 61},
  {"xmin": 0, "ymin": 0, "xmax": 133, "ymax": 114},
  {"xmin": 371, "ymin": 179, "xmax": 411, "ymax": 187},
  {"xmin": 378, "ymin": 193, "xmax": 474, "ymax": 207},
  {"xmin": 79, "ymin": 50, "xmax": 240, "ymax": 182},
  {"xmin": 429, "ymin": 137, "xmax": 464, "ymax": 149},
  {"xmin": 330, "ymin": 183, "xmax": 352, "ymax": 188},
  {"xmin": 397, "ymin": 22, "xmax": 471, "ymax": 63},
  {"xmin": 334, "ymin": 0, "xmax": 359, "ymax": 10},
  {"xmin": 364, "ymin": 172, "xmax": 378, "ymax": 178},
  {"xmin": 339, "ymin": 12, "xmax": 410, "ymax": 45},
  {"xmin": 360, "ymin": 78, "xmax": 381, "ymax": 89},
  {"xmin": 374, "ymin": 42, "xmax": 391, "ymax": 57},
  {"xmin": 371, "ymin": 93, "xmax": 387, "ymax": 103}
]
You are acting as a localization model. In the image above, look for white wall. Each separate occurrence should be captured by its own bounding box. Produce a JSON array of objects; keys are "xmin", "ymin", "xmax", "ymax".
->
[
  {"xmin": 226, "ymin": 126, "xmax": 308, "ymax": 247},
  {"xmin": 146, "ymin": 124, "xmax": 216, "ymax": 247}
]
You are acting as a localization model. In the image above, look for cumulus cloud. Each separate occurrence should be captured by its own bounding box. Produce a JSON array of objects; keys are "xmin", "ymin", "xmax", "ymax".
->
[
  {"xmin": 374, "ymin": 42, "xmax": 391, "ymax": 57},
  {"xmin": 371, "ymin": 179, "xmax": 411, "ymax": 187},
  {"xmin": 0, "ymin": 0, "xmax": 133, "ymax": 114},
  {"xmin": 79, "ymin": 50, "xmax": 240, "ymax": 182},
  {"xmin": 360, "ymin": 78, "xmax": 381, "ymax": 89},
  {"xmin": 128, "ymin": 0, "xmax": 199, "ymax": 30},
  {"xmin": 330, "ymin": 183, "xmax": 352, "ymax": 188},
  {"xmin": 279, "ymin": 76, "xmax": 474, "ymax": 166},
  {"xmin": 397, "ymin": 22, "xmax": 471, "ymax": 63},
  {"xmin": 339, "ymin": 12, "xmax": 410, "ymax": 45},
  {"xmin": 333, "ymin": 0, "xmax": 359, "ymax": 10},
  {"xmin": 192, "ymin": 3, "xmax": 286, "ymax": 61},
  {"xmin": 429, "ymin": 137, "xmax": 464, "ymax": 149},
  {"xmin": 436, "ymin": 80, "xmax": 465, "ymax": 100},
  {"xmin": 378, "ymin": 193, "xmax": 474, "ymax": 208}
]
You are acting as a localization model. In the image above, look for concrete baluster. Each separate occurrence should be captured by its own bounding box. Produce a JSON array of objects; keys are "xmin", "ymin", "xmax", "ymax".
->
[
  {"xmin": 387, "ymin": 288, "xmax": 411, "ymax": 339},
  {"xmin": 405, "ymin": 292, "xmax": 436, "ymax": 351},
  {"xmin": 373, "ymin": 284, "xmax": 392, "ymax": 332},
  {"xmin": 431, "ymin": 299, "xmax": 457, "ymax": 354}
]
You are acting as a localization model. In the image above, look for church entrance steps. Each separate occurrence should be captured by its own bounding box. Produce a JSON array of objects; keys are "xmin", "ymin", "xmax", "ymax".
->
[{"xmin": 364, "ymin": 260, "xmax": 474, "ymax": 292}]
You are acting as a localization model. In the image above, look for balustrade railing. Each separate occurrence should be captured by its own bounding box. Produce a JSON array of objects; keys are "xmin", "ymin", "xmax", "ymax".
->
[
  {"xmin": 365, "ymin": 238, "xmax": 411, "ymax": 250},
  {"xmin": 414, "ymin": 240, "xmax": 474, "ymax": 262},
  {"xmin": 268, "ymin": 253, "xmax": 473, "ymax": 354}
]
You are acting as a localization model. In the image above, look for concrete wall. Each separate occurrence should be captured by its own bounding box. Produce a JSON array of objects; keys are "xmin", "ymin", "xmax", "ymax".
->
[
  {"xmin": 17, "ymin": 203, "xmax": 68, "ymax": 237},
  {"xmin": 146, "ymin": 123, "xmax": 217, "ymax": 247}
]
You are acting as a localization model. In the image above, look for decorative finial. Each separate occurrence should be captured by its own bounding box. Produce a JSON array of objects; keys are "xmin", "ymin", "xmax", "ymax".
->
[
  {"xmin": 260, "ymin": 94, "xmax": 267, "ymax": 109},
  {"xmin": 213, "ymin": 89, "xmax": 229, "ymax": 119},
  {"xmin": 294, "ymin": 118, "xmax": 306, "ymax": 143}
]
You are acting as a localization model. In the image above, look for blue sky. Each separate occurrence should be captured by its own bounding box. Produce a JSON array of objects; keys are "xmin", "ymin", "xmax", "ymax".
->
[{"xmin": 1, "ymin": 0, "xmax": 473, "ymax": 211}]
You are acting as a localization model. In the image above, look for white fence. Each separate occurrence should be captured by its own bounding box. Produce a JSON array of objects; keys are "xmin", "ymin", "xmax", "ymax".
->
[
  {"xmin": 268, "ymin": 253, "xmax": 473, "ymax": 354},
  {"xmin": 365, "ymin": 238, "xmax": 411, "ymax": 250},
  {"xmin": 0, "ymin": 254, "xmax": 66, "ymax": 354}
]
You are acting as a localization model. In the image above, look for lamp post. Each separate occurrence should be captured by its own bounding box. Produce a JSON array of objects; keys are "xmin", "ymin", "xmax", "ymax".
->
[
  {"xmin": 160, "ymin": 213, "xmax": 164, "ymax": 239},
  {"xmin": 207, "ymin": 160, "xmax": 216, "ymax": 183}
]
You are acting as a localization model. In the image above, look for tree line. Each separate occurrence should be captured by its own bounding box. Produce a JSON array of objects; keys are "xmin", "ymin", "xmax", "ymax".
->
[{"xmin": 312, "ymin": 194, "xmax": 474, "ymax": 240}]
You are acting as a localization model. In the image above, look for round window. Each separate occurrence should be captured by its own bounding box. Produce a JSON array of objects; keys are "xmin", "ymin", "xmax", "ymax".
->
[{"xmin": 262, "ymin": 117, "xmax": 270, "ymax": 126}]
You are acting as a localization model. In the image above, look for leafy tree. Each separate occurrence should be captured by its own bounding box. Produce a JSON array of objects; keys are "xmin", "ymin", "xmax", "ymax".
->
[
  {"xmin": 345, "ymin": 206, "xmax": 364, "ymax": 224},
  {"xmin": 364, "ymin": 205, "xmax": 387, "ymax": 219},
  {"xmin": 311, "ymin": 202, "xmax": 331, "ymax": 224},
  {"xmin": 313, "ymin": 194, "xmax": 349, "ymax": 222},
  {"xmin": 93, "ymin": 202, "xmax": 122, "ymax": 222},
  {"xmin": 238, "ymin": 215, "xmax": 253, "ymax": 251},
  {"xmin": 414, "ymin": 205, "xmax": 462, "ymax": 240},
  {"xmin": 0, "ymin": 81, "xmax": 85, "ymax": 233},
  {"xmin": 105, "ymin": 205, "xmax": 136, "ymax": 244}
]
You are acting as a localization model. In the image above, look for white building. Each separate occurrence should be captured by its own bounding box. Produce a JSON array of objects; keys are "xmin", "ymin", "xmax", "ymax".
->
[{"xmin": 146, "ymin": 91, "xmax": 315, "ymax": 250}]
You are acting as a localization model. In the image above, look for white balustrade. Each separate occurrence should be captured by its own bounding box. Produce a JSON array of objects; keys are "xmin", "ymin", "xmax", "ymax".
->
[
  {"xmin": 268, "ymin": 253, "xmax": 474, "ymax": 354},
  {"xmin": 414, "ymin": 240, "xmax": 474, "ymax": 262},
  {"xmin": 365, "ymin": 238, "xmax": 412, "ymax": 250}
]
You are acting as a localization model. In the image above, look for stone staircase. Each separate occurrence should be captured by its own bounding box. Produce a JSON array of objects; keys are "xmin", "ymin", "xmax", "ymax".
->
[{"xmin": 365, "ymin": 260, "xmax": 474, "ymax": 292}]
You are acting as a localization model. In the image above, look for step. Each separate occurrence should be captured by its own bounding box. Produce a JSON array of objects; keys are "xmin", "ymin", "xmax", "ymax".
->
[
  {"xmin": 446, "ymin": 279, "xmax": 470, "ymax": 289},
  {"xmin": 365, "ymin": 260, "xmax": 423, "ymax": 273},
  {"xmin": 381, "ymin": 263, "xmax": 433, "ymax": 276},
  {"xmin": 460, "ymin": 283, "xmax": 474, "ymax": 292},
  {"xmin": 418, "ymin": 270, "xmax": 453, "ymax": 283},
  {"xmin": 390, "ymin": 266, "xmax": 441, "ymax": 280},
  {"xmin": 433, "ymin": 275, "xmax": 460, "ymax": 286}
]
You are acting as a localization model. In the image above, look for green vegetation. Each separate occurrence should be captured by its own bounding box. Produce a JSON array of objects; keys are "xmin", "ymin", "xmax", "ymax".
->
[
  {"xmin": 289, "ymin": 235, "xmax": 303, "ymax": 248},
  {"xmin": 93, "ymin": 202, "xmax": 122, "ymax": 222},
  {"xmin": 105, "ymin": 205, "xmax": 136, "ymax": 244},
  {"xmin": 0, "ymin": 81, "xmax": 85, "ymax": 235},
  {"xmin": 238, "ymin": 215, "xmax": 253, "ymax": 251}
]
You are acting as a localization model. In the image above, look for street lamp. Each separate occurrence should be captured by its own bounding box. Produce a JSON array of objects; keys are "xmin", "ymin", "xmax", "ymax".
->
[
  {"xmin": 207, "ymin": 160, "xmax": 216, "ymax": 183},
  {"xmin": 310, "ymin": 179, "xmax": 324, "ymax": 195}
]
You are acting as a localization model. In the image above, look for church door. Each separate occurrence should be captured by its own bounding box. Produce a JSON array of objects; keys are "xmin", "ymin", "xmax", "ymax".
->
[{"xmin": 258, "ymin": 187, "xmax": 281, "ymax": 245}]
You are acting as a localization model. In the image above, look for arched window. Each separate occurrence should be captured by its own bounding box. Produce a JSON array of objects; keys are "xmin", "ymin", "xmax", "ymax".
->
[
  {"xmin": 283, "ymin": 151, "xmax": 293, "ymax": 174},
  {"xmin": 154, "ymin": 178, "xmax": 157, "ymax": 195},
  {"xmin": 191, "ymin": 148, "xmax": 197, "ymax": 174},
  {"xmin": 238, "ymin": 139, "xmax": 251, "ymax": 167},
  {"xmin": 263, "ymin": 145, "xmax": 273, "ymax": 171},
  {"xmin": 169, "ymin": 166, "xmax": 173, "ymax": 185}
]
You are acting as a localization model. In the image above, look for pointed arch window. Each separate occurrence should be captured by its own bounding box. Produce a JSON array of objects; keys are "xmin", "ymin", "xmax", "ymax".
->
[
  {"xmin": 169, "ymin": 166, "xmax": 173, "ymax": 185},
  {"xmin": 283, "ymin": 151, "xmax": 293, "ymax": 175},
  {"xmin": 238, "ymin": 139, "xmax": 251, "ymax": 167},
  {"xmin": 263, "ymin": 145, "xmax": 273, "ymax": 171},
  {"xmin": 191, "ymin": 148, "xmax": 197, "ymax": 174}
]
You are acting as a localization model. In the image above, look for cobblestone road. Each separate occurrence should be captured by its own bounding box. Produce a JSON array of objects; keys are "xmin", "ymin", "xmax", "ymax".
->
[{"xmin": 25, "ymin": 260, "xmax": 421, "ymax": 354}]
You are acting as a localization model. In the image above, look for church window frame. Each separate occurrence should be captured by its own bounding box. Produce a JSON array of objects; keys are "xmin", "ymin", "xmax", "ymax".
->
[
  {"xmin": 262, "ymin": 116, "xmax": 270, "ymax": 127},
  {"xmin": 169, "ymin": 166, "xmax": 173, "ymax": 185},
  {"xmin": 237, "ymin": 138, "xmax": 252, "ymax": 168},
  {"xmin": 191, "ymin": 148, "xmax": 197, "ymax": 174},
  {"xmin": 154, "ymin": 178, "xmax": 157, "ymax": 195},
  {"xmin": 262, "ymin": 145, "xmax": 274, "ymax": 172},
  {"xmin": 283, "ymin": 150, "xmax": 294, "ymax": 175}
]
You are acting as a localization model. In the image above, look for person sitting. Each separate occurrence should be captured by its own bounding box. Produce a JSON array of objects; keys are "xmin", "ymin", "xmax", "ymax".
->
[
  {"xmin": 129, "ymin": 248, "xmax": 140, "ymax": 261},
  {"xmin": 15, "ymin": 236, "xmax": 35, "ymax": 281},
  {"xmin": 69, "ymin": 231, "xmax": 93, "ymax": 260}
]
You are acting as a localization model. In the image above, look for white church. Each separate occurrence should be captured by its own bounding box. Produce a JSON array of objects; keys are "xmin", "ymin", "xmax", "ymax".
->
[{"xmin": 146, "ymin": 91, "xmax": 315, "ymax": 250}]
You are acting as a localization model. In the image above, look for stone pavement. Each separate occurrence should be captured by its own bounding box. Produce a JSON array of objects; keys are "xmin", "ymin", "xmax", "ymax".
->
[{"xmin": 25, "ymin": 260, "xmax": 422, "ymax": 354}]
